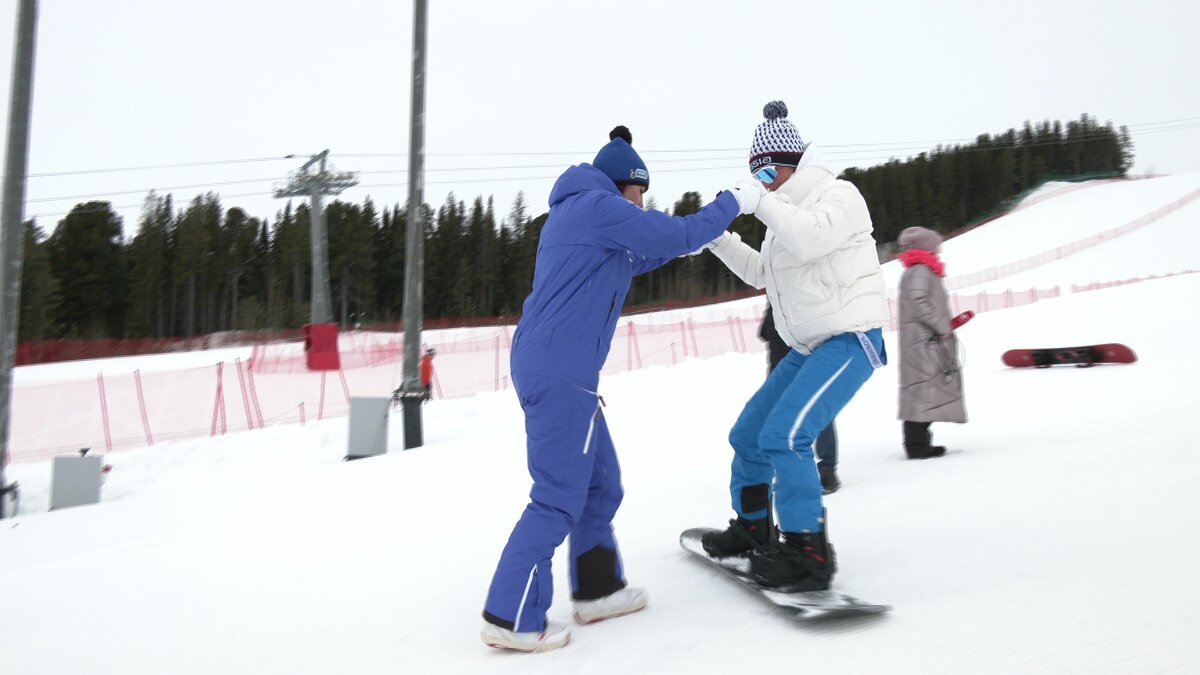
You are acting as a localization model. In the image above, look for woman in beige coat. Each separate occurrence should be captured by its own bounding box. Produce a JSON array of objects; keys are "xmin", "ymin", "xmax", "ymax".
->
[{"xmin": 897, "ymin": 226, "xmax": 966, "ymax": 458}]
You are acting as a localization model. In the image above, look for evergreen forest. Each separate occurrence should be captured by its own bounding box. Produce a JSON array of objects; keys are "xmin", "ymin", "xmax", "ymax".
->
[{"xmin": 17, "ymin": 114, "xmax": 1133, "ymax": 342}]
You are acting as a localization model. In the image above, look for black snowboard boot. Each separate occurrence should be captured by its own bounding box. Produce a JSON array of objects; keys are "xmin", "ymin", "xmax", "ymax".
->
[
  {"xmin": 818, "ymin": 464, "xmax": 840, "ymax": 495},
  {"xmin": 702, "ymin": 483, "xmax": 776, "ymax": 557},
  {"xmin": 903, "ymin": 421, "xmax": 946, "ymax": 459},
  {"xmin": 749, "ymin": 524, "xmax": 836, "ymax": 592},
  {"xmin": 701, "ymin": 516, "xmax": 776, "ymax": 557}
]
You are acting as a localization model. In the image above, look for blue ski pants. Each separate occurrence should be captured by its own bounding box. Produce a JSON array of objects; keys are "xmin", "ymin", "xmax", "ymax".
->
[
  {"xmin": 483, "ymin": 372, "xmax": 624, "ymax": 633},
  {"xmin": 728, "ymin": 330, "xmax": 884, "ymax": 533}
]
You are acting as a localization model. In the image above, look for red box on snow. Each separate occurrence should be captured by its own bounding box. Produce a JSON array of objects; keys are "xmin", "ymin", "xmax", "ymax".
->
[{"xmin": 303, "ymin": 323, "xmax": 341, "ymax": 371}]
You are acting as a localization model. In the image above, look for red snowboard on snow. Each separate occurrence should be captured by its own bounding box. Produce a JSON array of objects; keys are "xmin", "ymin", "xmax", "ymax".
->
[{"xmin": 1001, "ymin": 343, "xmax": 1137, "ymax": 368}]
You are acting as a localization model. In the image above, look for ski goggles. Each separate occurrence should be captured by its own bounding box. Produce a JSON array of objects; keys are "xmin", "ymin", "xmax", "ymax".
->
[{"xmin": 753, "ymin": 166, "xmax": 778, "ymax": 183}]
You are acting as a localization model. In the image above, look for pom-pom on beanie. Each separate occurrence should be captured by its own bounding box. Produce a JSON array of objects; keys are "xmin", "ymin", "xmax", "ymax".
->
[{"xmin": 593, "ymin": 125, "xmax": 649, "ymax": 189}]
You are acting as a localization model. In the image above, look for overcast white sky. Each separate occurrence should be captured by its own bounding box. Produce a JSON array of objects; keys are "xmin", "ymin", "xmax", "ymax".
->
[{"xmin": 2, "ymin": 0, "xmax": 1198, "ymax": 232}]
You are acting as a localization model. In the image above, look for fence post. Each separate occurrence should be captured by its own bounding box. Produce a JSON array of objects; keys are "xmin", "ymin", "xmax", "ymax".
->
[
  {"xmin": 210, "ymin": 362, "xmax": 226, "ymax": 436},
  {"xmin": 246, "ymin": 360, "xmax": 265, "ymax": 429},
  {"xmin": 629, "ymin": 322, "xmax": 642, "ymax": 369},
  {"xmin": 688, "ymin": 318, "xmax": 699, "ymax": 357},
  {"xmin": 338, "ymin": 368, "xmax": 351, "ymax": 408},
  {"xmin": 495, "ymin": 335, "xmax": 501, "ymax": 391},
  {"xmin": 235, "ymin": 358, "xmax": 255, "ymax": 430},
  {"xmin": 134, "ymin": 369, "xmax": 153, "ymax": 446},
  {"xmin": 318, "ymin": 370, "xmax": 327, "ymax": 420},
  {"xmin": 626, "ymin": 323, "xmax": 633, "ymax": 371},
  {"xmin": 679, "ymin": 321, "xmax": 689, "ymax": 357},
  {"xmin": 97, "ymin": 373, "xmax": 113, "ymax": 453}
]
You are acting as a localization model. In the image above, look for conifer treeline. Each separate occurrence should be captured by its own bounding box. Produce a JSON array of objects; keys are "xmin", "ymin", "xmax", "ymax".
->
[
  {"xmin": 844, "ymin": 114, "xmax": 1133, "ymax": 245},
  {"xmin": 17, "ymin": 115, "xmax": 1133, "ymax": 341}
]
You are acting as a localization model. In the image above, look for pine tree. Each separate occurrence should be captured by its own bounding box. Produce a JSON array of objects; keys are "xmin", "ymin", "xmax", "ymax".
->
[
  {"xmin": 426, "ymin": 194, "xmax": 467, "ymax": 318},
  {"xmin": 327, "ymin": 199, "xmax": 378, "ymax": 326},
  {"xmin": 46, "ymin": 202, "xmax": 128, "ymax": 338},
  {"xmin": 219, "ymin": 206, "xmax": 260, "ymax": 330},
  {"xmin": 17, "ymin": 219, "xmax": 59, "ymax": 341},
  {"xmin": 172, "ymin": 195, "xmax": 215, "ymax": 336},
  {"xmin": 372, "ymin": 204, "xmax": 405, "ymax": 323},
  {"xmin": 272, "ymin": 202, "xmax": 311, "ymax": 327},
  {"xmin": 496, "ymin": 191, "xmax": 530, "ymax": 314},
  {"xmin": 127, "ymin": 192, "xmax": 172, "ymax": 337}
]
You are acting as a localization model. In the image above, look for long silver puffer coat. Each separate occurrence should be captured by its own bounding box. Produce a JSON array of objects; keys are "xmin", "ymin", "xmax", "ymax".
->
[{"xmin": 898, "ymin": 263, "xmax": 966, "ymax": 423}]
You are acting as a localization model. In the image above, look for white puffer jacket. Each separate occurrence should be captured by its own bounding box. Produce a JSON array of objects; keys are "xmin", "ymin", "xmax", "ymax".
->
[{"xmin": 709, "ymin": 165, "xmax": 888, "ymax": 354}]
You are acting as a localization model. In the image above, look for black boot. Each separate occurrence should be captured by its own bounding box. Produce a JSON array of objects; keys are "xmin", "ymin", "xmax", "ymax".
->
[
  {"xmin": 903, "ymin": 421, "xmax": 946, "ymax": 459},
  {"xmin": 818, "ymin": 464, "xmax": 840, "ymax": 495},
  {"xmin": 702, "ymin": 483, "xmax": 776, "ymax": 557},
  {"xmin": 701, "ymin": 516, "xmax": 775, "ymax": 557},
  {"xmin": 749, "ymin": 525, "xmax": 836, "ymax": 591}
]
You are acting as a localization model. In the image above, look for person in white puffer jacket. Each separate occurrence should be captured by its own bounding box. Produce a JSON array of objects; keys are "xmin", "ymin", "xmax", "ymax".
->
[{"xmin": 700, "ymin": 101, "xmax": 889, "ymax": 593}]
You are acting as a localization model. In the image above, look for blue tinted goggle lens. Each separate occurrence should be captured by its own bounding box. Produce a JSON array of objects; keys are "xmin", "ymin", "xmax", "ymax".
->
[{"xmin": 754, "ymin": 166, "xmax": 778, "ymax": 183}]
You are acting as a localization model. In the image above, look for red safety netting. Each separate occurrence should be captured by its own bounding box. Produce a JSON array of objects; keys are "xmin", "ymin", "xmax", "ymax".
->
[
  {"xmin": 6, "ymin": 275, "xmax": 1173, "ymax": 464},
  {"xmin": 944, "ymin": 188, "xmax": 1200, "ymax": 291}
]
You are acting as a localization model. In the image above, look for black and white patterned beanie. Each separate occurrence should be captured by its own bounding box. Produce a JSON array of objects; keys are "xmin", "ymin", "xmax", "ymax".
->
[{"xmin": 748, "ymin": 101, "xmax": 806, "ymax": 174}]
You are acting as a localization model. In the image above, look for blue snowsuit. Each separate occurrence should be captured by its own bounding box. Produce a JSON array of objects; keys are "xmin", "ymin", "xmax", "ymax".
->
[{"xmin": 483, "ymin": 163, "xmax": 739, "ymax": 632}]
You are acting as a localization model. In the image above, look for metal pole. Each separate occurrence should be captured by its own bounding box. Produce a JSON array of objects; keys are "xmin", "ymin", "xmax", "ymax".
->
[
  {"xmin": 399, "ymin": 0, "xmax": 427, "ymax": 448},
  {"xmin": 0, "ymin": 0, "xmax": 38, "ymax": 518},
  {"xmin": 308, "ymin": 185, "xmax": 332, "ymax": 324}
]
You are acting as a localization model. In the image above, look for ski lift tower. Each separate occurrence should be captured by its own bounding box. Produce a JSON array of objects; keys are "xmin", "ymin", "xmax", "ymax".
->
[{"xmin": 274, "ymin": 150, "xmax": 358, "ymax": 324}]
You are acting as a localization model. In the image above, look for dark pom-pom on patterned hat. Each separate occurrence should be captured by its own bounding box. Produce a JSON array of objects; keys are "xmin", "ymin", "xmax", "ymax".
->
[{"xmin": 749, "ymin": 100, "xmax": 807, "ymax": 174}]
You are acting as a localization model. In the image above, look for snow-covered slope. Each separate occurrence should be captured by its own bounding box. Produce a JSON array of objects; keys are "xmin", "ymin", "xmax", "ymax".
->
[{"xmin": 3, "ymin": 173, "xmax": 1199, "ymax": 674}]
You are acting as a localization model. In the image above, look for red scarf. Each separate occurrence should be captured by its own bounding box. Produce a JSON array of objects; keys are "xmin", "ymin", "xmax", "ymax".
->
[{"xmin": 898, "ymin": 249, "xmax": 946, "ymax": 277}]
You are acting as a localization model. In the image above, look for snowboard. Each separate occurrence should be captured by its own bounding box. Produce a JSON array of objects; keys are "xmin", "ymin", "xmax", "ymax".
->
[
  {"xmin": 950, "ymin": 310, "xmax": 975, "ymax": 330},
  {"xmin": 1001, "ymin": 343, "xmax": 1137, "ymax": 368},
  {"xmin": 679, "ymin": 528, "xmax": 891, "ymax": 620}
]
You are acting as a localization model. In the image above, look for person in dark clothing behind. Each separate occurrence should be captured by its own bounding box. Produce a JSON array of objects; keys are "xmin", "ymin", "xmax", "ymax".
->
[{"xmin": 759, "ymin": 305, "xmax": 840, "ymax": 494}]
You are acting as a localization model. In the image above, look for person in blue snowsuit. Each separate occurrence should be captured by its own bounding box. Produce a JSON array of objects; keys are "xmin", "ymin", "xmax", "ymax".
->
[{"xmin": 481, "ymin": 126, "xmax": 763, "ymax": 652}]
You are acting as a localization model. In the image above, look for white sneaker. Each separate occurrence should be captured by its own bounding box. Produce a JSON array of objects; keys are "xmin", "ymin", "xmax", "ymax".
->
[
  {"xmin": 481, "ymin": 620, "xmax": 571, "ymax": 653},
  {"xmin": 573, "ymin": 586, "xmax": 649, "ymax": 624}
]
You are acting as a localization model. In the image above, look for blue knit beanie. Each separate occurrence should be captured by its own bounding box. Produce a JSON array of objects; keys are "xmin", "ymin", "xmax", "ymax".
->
[{"xmin": 593, "ymin": 126, "xmax": 649, "ymax": 189}]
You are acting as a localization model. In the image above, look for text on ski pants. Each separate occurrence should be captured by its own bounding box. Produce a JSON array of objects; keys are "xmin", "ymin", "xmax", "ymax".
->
[
  {"xmin": 728, "ymin": 329, "xmax": 885, "ymax": 532},
  {"xmin": 483, "ymin": 372, "xmax": 625, "ymax": 633}
]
